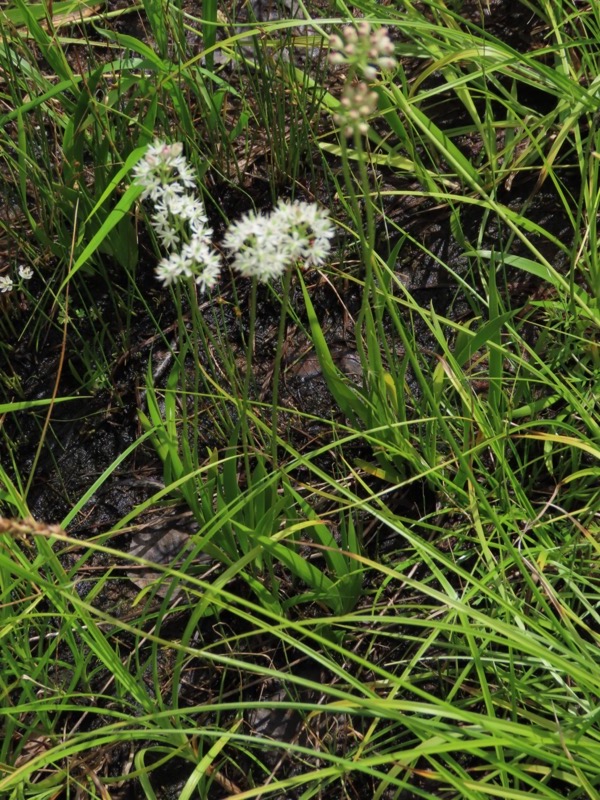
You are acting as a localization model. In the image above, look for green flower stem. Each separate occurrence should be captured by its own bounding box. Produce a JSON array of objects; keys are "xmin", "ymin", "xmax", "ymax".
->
[
  {"xmin": 242, "ymin": 278, "xmax": 258, "ymax": 482},
  {"xmin": 270, "ymin": 265, "xmax": 294, "ymax": 470}
]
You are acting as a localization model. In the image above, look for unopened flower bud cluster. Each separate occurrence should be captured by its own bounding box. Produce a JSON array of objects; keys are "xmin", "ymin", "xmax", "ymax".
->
[
  {"xmin": 134, "ymin": 141, "xmax": 335, "ymax": 290},
  {"xmin": 328, "ymin": 20, "xmax": 397, "ymax": 139},
  {"xmin": 329, "ymin": 21, "xmax": 397, "ymax": 81},
  {"xmin": 335, "ymin": 82, "xmax": 379, "ymax": 138},
  {"xmin": 0, "ymin": 264, "xmax": 34, "ymax": 294}
]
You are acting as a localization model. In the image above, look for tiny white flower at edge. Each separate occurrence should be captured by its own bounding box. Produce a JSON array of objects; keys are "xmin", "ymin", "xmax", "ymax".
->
[
  {"xmin": 18, "ymin": 265, "xmax": 34, "ymax": 280},
  {"xmin": 0, "ymin": 275, "xmax": 14, "ymax": 293}
]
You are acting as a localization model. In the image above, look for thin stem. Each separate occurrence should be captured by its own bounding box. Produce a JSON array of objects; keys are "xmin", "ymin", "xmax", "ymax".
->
[
  {"xmin": 270, "ymin": 267, "xmax": 293, "ymax": 469},
  {"xmin": 242, "ymin": 279, "xmax": 258, "ymax": 486}
]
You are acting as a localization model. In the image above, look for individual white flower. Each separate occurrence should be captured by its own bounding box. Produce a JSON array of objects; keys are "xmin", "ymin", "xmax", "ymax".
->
[
  {"xmin": 0, "ymin": 275, "xmax": 13, "ymax": 292},
  {"xmin": 151, "ymin": 205, "xmax": 171, "ymax": 231},
  {"xmin": 190, "ymin": 216, "xmax": 212, "ymax": 237},
  {"xmin": 176, "ymin": 161, "xmax": 197, "ymax": 189},
  {"xmin": 18, "ymin": 265, "xmax": 34, "ymax": 280},
  {"xmin": 133, "ymin": 157, "xmax": 154, "ymax": 179},
  {"xmin": 195, "ymin": 250, "xmax": 222, "ymax": 293},
  {"xmin": 155, "ymin": 224, "xmax": 181, "ymax": 250},
  {"xmin": 135, "ymin": 168, "xmax": 163, "ymax": 200},
  {"xmin": 303, "ymin": 238, "xmax": 334, "ymax": 267},
  {"xmin": 155, "ymin": 252, "xmax": 193, "ymax": 286},
  {"xmin": 161, "ymin": 193, "xmax": 186, "ymax": 217}
]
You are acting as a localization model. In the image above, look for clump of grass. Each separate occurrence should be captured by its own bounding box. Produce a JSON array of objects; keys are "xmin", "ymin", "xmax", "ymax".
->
[{"xmin": 1, "ymin": 0, "xmax": 599, "ymax": 798}]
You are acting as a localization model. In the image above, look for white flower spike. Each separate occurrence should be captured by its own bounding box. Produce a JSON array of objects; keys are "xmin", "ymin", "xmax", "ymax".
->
[{"xmin": 133, "ymin": 140, "xmax": 221, "ymax": 292}]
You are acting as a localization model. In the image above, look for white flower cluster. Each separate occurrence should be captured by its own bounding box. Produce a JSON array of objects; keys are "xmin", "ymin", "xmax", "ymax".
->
[
  {"xmin": 133, "ymin": 140, "xmax": 220, "ymax": 291},
  {"xmin": 329, "ymin": 21, "xmax": 397, "ymax": 81},
  {"xmin": 0, "ymin": 265, "xmax": 34, "ymax": 294},
  {"xmin": 134, "ymin": 141, "xmax": 335, "ymax": 289},
  {"xmin": 223, "ymin": 199, "xmax": 335, "ymax": 283}
]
